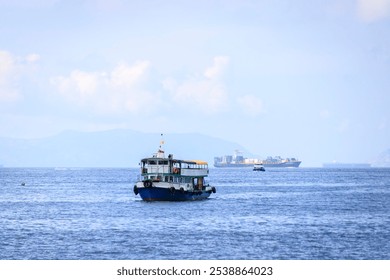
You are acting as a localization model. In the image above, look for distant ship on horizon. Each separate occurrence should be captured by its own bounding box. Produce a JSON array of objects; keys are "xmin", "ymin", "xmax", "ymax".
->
[
  {"xmin": 322, "ymin": 162, "xmax": 371, "ymax": 168},
  {"xmin": 214, "ymin": 151, "xmax": 301, "ymax": 168}
]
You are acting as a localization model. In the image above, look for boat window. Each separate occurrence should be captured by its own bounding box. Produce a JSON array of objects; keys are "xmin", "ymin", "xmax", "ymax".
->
[
  {"xmin": 183, "ymin": 163, "xmax": 208, "ymax": 169},
  {"xmin": 148, "ymin": 160, "xmax": 157, "ymax": 165},
  {"xmin": 158, "ymin": 160, "xmax": 168, "ymax": 165}
]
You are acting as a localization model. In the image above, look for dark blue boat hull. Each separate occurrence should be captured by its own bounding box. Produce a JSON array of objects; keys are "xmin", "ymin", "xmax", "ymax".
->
[{"xmin": 137, "ymin": 187, "xmax": 212, "ymax": 201}]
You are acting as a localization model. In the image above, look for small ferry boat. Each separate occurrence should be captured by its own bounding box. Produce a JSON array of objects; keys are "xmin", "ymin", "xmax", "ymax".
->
[
  {"xmin": 253, "ymin": 164, "xmax": 265, "ymax": 171},
  {"xmin": 133, "ymin": 140, "xmax": 216, "ymax": 201}
]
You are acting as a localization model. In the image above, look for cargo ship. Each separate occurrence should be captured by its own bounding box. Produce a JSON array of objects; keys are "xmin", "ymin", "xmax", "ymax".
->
[{"xmin": 214, "ymin": 151, "xmax": 301, "ymax": 168}]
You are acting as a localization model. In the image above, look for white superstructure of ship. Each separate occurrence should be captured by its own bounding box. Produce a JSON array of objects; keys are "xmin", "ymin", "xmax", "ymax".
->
[{"xmin": 214, "ymin": 151, "xmax": 301, "ymax": 168}]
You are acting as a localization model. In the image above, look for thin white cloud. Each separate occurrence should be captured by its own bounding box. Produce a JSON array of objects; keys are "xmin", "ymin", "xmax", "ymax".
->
[
  {"xmin": 54, "ymin": 70, "xmax": 99, "ymax": 101},
  {"xmin": 0, "ymin": 50, "xmax": 40, "ymax": 103},
  {"xmin": 92, "ymin": 0, "xmax": 124, "ymax": 11},
  {"xmin": 378, "ymin": 118, "xmax": 387, "ymax": 130},
  {"xmin": 0, "ymin": 0, "xmax": 59, "ymax": 8},
  {"xmin": 0, "ymin": 50, "xmax": 19, "ymax": 102},
  {"xmin": 357, "ymin": 0, "xmax": 390, "ymax": 22},
  {"xmin": 204, "ymin": 56, "xmax": 229, "ymax": 80},
  {"xmin": 163, "ymin": 56, "xmax": 230, "ymax": 114},
  {"xmin": 338, "ymin": 118, "xmax": 350, "ymax": 132},
  {"xmin": 110, "ymin": 61, "xmax": 149, "ymax": 88},
  {"xmin": 237, "ymin": 94, "xmax": 265, "ymax": 117},
  {"xmin": 51, "ymin": 60, "xmax": 158, "ymax": 114},
  {"xmin": 25, "ymin": 53, "xmax": 41, "ymax": 63},
  {"xmin": 320, "ymin": 109, "xmax": 331, "ymax": 119}
]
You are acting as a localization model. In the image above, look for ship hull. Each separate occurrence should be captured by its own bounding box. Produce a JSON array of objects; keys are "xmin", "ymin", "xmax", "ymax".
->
[
  {"xmin": 134, "ymin": 181, "xmax": 215, "ymax": 202},
  {"xmin": 137, "ymin": 186, "xmax": 212, "ymax": 201},
  {"xmin": 262, "ymin": 161, "xmax": 301, "ymax": 168}
]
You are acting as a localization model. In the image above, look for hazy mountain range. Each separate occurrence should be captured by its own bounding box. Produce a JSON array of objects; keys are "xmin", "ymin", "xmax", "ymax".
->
[
  {"xmin": 0, "ymin": 130, "xmax": 251, "ymax": 167},
  {"xmin": 371, "ymin": 149, "xmax": 390, "ymax": 167},
  {"xmin": 1, "ymin": 129, "xmax": 389, "ymax": 168}
]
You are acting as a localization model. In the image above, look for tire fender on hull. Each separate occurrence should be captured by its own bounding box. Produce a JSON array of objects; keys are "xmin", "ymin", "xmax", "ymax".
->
[{"xmin": 143, "ymin": 180, "xmax": 152, "ymax": 188}]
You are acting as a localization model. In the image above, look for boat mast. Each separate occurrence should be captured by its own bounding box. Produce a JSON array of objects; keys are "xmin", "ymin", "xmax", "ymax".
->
[{"xmin": 156, "ymin": 133, "xmax": 165, "ymax": 158}]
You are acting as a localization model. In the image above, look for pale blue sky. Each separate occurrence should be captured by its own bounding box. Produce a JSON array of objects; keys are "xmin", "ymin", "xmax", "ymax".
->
[{"xmin": 1, "ymin": 0, "xmax": 390, "ymax": 166}]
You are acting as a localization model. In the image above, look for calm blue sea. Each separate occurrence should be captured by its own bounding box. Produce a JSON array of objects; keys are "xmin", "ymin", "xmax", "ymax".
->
[{"xmin": 0, "ymin": 167, "xmax": 389, "ymax": 260}]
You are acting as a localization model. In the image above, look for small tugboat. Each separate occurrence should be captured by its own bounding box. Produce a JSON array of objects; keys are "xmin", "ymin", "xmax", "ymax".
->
[
  {"xmin": 253, "ymin": 164, "xmax": 265, "ymax": 171},
  {"xmin": 133, "ymin": 138, "xmax": 216, "ymax": 201}
]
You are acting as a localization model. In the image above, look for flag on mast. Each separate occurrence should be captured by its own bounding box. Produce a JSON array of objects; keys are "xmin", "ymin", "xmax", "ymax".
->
[{"xmin": 160, "ymin": 133, "xmax": 164, "ymax": 145}]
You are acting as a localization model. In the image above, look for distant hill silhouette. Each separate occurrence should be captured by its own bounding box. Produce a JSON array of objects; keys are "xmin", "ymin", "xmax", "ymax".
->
[
  {"xmin": 0, "ymin": 130, "xmax": 251, "ymax": 167},
  {"xmin": 371, "ymin": 148, "xmax": 390, "ymax": 167}
]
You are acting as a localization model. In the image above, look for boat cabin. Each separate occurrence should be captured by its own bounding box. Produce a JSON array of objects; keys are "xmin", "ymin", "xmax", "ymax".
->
[{"xmin": 140, "ymin": 154, "xmax": 209, "ymax": 188}]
